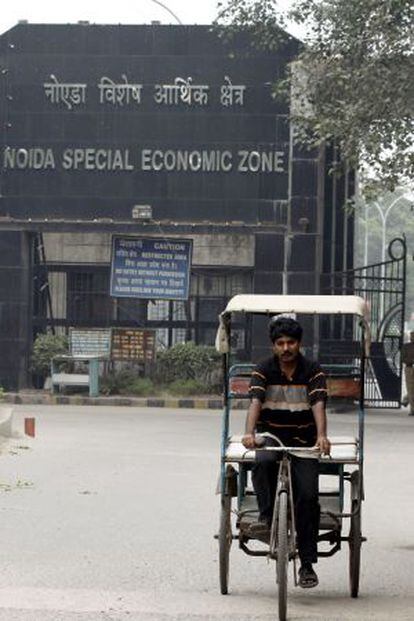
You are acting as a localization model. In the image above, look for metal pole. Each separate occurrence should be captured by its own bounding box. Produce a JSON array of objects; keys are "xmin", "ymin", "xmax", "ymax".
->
[
  {"xmin": 378, "ymin": 207, "xmax": 386, "ymax": 323},
  {"xmin": 397, "ymin": 236, "xmax": 407, "ymax": 404},
  {"xmin": 284, "ymin": 108, "xmax": 295, "ymax": 295},
  {"xmin": 363, "ymin": 205, "xmax": 369, "ymax": 266},
  {"xmin": 381, "ymin": 216, "xmax": 386, "ymax": 264}
]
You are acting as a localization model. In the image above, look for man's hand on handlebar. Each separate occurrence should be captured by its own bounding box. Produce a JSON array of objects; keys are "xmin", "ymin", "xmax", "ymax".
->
[
  {"xmin": 316, "ymin": 435, "xmax": 331, "ymax": 455},
  {"xmin": 242, "ymin": 433, "xmax": 258, "ymax": 449},
  {"xmin": 242, "ymin": 433, "xmax": 331, "ymax": 454}
]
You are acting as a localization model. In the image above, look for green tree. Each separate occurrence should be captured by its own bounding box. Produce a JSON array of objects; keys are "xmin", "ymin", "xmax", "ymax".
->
[{"xmin": 216, "ymin": 0, "xmax": 414, "ymax": 198}]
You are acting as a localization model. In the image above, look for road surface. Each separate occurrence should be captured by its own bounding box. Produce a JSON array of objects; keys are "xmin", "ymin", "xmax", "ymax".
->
[{"xmin": 0, "ymin": 404, "xmax": 413, "ymax": 620}]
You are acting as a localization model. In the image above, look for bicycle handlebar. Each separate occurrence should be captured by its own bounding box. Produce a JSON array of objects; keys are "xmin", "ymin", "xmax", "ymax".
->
[{"xmin": 254, "ymin": 446, "xmax": 320, "ymax": 454}]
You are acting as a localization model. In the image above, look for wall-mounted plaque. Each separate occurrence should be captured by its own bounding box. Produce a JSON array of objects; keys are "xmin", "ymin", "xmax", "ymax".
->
[
  {"xmin": 111, "ymin": 328, "xmax": 156, "ymax": 362},
  {"xmin": 69, "ymin": 328, "xmax": 112, "ymax": 358}
]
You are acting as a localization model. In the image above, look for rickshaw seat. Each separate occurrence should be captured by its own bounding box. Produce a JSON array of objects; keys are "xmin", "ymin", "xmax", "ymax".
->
[{"xmin": 225, "ymin": 435, "xmax": 358, "ymax": 463}]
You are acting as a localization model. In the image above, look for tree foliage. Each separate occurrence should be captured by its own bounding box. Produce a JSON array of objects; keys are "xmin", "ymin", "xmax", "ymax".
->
[{"xmin": 215, "ymin": 0, "xmax": 414, "ymax": 198}]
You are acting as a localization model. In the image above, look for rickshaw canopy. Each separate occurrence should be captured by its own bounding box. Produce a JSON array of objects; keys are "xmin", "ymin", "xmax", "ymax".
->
[
  {"xmin": 216, "ymin": 294, "xmax": 370, "ymax": 354},
  {"xmin": 221, "ymin": 294, "xmax": 369, "ymax": 318}
]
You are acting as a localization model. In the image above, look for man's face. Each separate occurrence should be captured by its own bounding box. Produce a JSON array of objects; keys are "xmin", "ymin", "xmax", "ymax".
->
[{"xmin": 272, "ymin": 335, "xmax": 301, "ymax": 362}]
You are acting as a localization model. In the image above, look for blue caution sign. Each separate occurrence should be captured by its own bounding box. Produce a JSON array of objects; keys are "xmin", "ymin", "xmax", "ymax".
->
[{"xmin": 110, "ymin": 236, "xmax": 193, "ymax": 300}]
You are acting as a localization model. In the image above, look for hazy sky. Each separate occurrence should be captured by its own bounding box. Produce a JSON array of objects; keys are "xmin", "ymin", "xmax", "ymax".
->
[
  {"xmin": 0, "ymin": 0, "xmax": 300, "ymax": 37},
  {"xmin": 0, "ymin": 1, "xmax": 220, "ymax": 34}
]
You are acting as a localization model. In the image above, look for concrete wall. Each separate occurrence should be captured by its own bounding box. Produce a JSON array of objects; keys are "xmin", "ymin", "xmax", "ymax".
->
[{"xmin": 43, "ymin": 232, "xmax": 255, "ymax": 267}]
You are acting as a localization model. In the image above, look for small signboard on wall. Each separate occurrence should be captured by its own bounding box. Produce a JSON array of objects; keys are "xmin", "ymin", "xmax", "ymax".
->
[
  {"xmin": 69, "ymin": 328, "xmax": 112, "ymax": 358},
  {"xmin": 110, "ymin": 236, "xmax": 193, "ymax": 300},
  {"xmin": 111, "ymin": 328, "xmax": 156, "ymax": 362}
]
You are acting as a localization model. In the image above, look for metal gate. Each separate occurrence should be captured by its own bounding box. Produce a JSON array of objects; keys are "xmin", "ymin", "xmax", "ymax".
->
[{"xmin": 320, "ymin": 236, "xmax": 407, "ymax": 408}]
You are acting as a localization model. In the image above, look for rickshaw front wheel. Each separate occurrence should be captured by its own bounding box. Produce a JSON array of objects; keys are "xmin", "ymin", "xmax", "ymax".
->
[
  {"xmin": 219, "ymin": 491, "xmax": 232, "ymax": 595},
  {"xmin": 349, "ymin": 472, "xmax": 362, "ymax": 598},
  {"xmin": 275, "ymin": 491, "xmax": 289, "ymax": 621}
]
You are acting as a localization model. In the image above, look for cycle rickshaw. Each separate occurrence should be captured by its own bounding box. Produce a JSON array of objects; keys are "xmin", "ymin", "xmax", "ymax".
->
[{"xmin": 215, "ymin": 294, "xmax": 369, "ymax": 620}]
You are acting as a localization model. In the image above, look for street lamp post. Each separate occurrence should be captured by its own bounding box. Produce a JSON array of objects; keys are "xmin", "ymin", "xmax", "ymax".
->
[
  {"xmin": 363, "ymin": 190, "xmax": 414, "ymax": 265},
  {"xmin": 362, "ymin": 190, "xmax": 413, "ymax": 325},
  {"xmin": 149, "ymin": 0, "xmax": 183, "ymax": 24}
]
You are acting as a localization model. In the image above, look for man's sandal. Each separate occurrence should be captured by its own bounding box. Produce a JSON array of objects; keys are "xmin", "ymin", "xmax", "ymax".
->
[
  {"xmin": 298, "ymin": 564, "xmax": 319, "ymax": 588},
  {"xmin": 247, "ymin": 519, "xmax": 270, "ymax": 542}
]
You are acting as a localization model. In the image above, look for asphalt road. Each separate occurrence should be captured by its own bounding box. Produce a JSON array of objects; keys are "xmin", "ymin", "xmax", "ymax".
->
[{"xmin": 0, "ymin": 404, "xmax": 413, "ymax": 620}]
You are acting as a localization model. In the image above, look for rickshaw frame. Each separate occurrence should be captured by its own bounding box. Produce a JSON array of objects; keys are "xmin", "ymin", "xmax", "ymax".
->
[{"xmin": 216, "ymin": 294, "xmax": 370, "ymax": 611}]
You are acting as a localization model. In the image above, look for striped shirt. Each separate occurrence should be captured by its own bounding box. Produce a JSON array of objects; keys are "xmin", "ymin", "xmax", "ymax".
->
[{"xmin": 249, "ymin": 353, "xmax": 328, "ymax": 447}]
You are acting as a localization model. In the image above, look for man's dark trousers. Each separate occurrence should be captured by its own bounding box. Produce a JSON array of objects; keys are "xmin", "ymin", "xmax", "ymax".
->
[{"xmin": 252, "ymin": 436, "xmax": 320, "ymax": 564}]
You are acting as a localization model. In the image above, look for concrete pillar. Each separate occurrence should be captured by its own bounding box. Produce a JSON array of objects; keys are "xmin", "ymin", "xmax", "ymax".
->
[{"xmin": 0, "ymin": 231, "xmax": 33, "ymax": 390}]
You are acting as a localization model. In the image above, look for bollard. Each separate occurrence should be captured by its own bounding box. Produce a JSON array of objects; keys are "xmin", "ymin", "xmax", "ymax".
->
[{"xmin": 24, "ymin": 417, "xmax": 35, "ymax": 437}]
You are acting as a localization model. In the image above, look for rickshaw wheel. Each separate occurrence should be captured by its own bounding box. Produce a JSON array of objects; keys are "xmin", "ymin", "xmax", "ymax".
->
[
  {"xmin": 219, "ymin": 492, "xmax": 232, "ymax": 595},
  {"xmin": 349, "ymin": 473, "xmax": 361, "ymax": 598},
  {"xmin": 275, "ymin": 491, "xmax": 289, "ymax": 621}
]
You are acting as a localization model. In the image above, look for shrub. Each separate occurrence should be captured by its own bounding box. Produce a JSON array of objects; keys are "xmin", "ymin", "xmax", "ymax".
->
[
  {"xmin": 120, "ymin": 377, "xmax": 154, "ymax": 396},
  {"xmin": 99, "ymin": 369, "xmax": 136, "ymax": 395},
  {"xmin": 154, "ymin": 342, "xmax": 222, "ymax": 392},
  {"xmin": 167, "ymin": 379, "xmax": 206, "ymax": 396},
  {"xmin": 99, "ymin": 370, "xmax": 154, "ymax": 396},
  {"xmin": 30, "ymin": 333, "xmax": 69, "ymax": 376}
]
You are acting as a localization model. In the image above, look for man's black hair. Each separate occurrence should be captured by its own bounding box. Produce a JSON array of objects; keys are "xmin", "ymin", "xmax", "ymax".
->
[{"xmin": 269, "ymin": 316, "xmax": 303, "ymax": 343}]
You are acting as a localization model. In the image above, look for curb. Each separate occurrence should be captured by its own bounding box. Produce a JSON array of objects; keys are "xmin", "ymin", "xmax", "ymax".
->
[
  {"xmin": 2, "ymin": 392, "xmax": 352, "ymax": 413},
  {"xmin": 2, "ymin": 392, "xmax": 235, "ymax": 410},
  {"xmin": 0, "ymin": 405, "xmax": 14, "ymax": 437}
]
